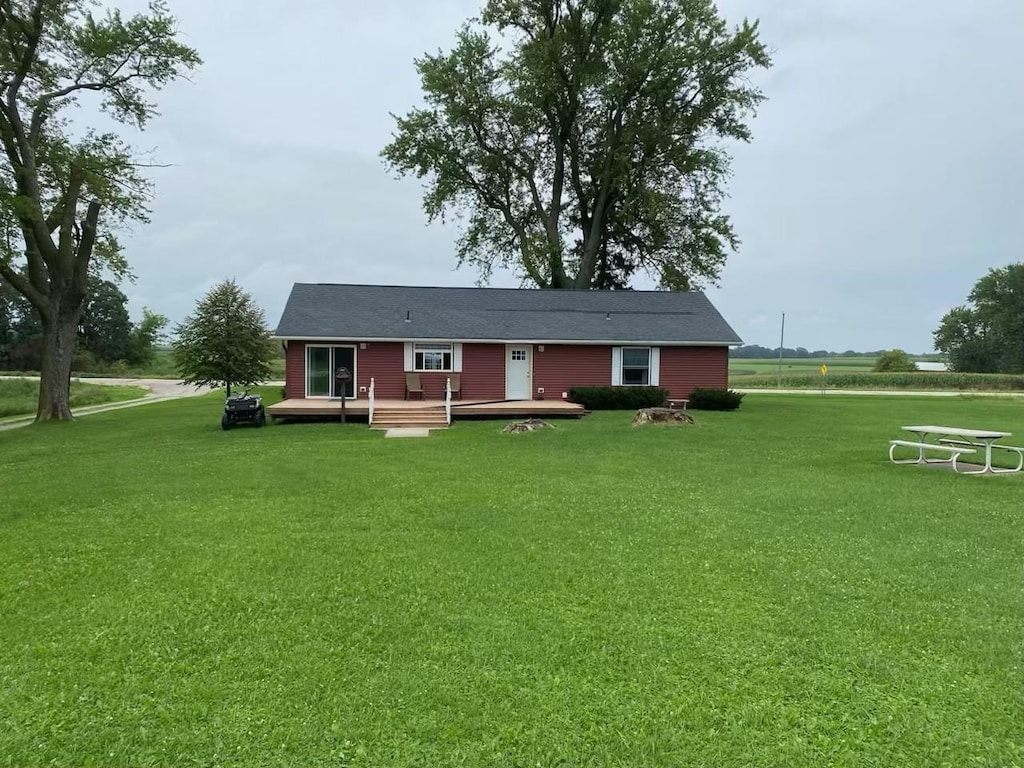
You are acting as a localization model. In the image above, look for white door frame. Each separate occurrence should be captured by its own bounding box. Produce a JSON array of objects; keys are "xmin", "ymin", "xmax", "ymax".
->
[
  {"xmin": 505, "ymin": 344, "xmax": 533, "ymax": 400},
  {"xmin": 305, "ymin": 343, "xmax": 358, "ymax": 399}
]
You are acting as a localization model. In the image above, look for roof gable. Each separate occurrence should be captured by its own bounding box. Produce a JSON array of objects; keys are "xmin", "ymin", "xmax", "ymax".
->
[{"xmin": 274, "ymin": 283, "xmax": 742, "ymax": 345}]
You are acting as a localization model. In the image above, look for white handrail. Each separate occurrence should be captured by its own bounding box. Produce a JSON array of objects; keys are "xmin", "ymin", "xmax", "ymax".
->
[
  {"xmin": 445, "ymin": 377, "xmax": 452, "ymax": 425},
  {"xmin": 368, "ymin": 377, "xmax": 375, "ymax": 426}
]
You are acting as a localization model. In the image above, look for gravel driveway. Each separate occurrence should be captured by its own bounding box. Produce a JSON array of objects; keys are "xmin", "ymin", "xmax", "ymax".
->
[
  {"xmin": 76, "ymin": 377, "xmax": 214, "ymax": 398},
  {"xmin": 0, "ymin": 377, "xmax": 218, "ymax": 430}
]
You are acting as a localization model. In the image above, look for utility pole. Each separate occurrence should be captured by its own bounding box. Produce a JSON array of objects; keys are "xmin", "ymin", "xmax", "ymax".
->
[{"xmin": 777, "ymin": 312, "xmax": 785, "ymax": 388}]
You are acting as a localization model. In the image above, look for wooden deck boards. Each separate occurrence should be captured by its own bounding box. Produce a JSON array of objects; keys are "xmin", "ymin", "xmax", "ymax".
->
[{"xmin": 267, "ymin": 398, "xmax": 584, "ymax": 420}]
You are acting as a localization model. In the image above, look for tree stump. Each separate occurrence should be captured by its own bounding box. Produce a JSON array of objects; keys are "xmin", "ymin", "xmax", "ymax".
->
[
  {"xmin": 502, "ymin": 418, "xmax": 554, "ymax": 433},
  {"xmin": 631, "ymin": 407, "xmax": 695, "ymax": 426}
]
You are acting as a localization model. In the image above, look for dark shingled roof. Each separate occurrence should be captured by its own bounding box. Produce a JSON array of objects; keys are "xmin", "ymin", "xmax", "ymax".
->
[{"xmin": 274, "ymin": 283, "xmax": 742, "ymax": 345}]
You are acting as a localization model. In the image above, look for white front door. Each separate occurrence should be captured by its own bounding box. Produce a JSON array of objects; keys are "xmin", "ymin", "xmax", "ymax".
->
[{"xmin": 505, "ymin": 345, "xmax": 532, "ymax": 400}]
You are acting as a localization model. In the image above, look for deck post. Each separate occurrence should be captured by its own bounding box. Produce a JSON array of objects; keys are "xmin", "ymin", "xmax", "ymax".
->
[
  {"xmin": 368, "ymin": 378, "xmax": 375, "ymax": 426},
  {"xmin": 334, "ymin": 367, "xmax": 351, "ymax": 423},
  {"xmin": 445, "ymin": 378, "xmax": 452, "ymax": 425}
]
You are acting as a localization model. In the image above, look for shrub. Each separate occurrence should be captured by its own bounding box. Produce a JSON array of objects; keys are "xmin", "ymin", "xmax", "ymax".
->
[
  {"xmin": 689, "ymin": 387, "xmax": 744, "ymax": 411},
  {"xmin": 873, "ymin": 349, "xmax": 917, "ymax": 372},
  {"xmin": 568, "ymin": 386, "xmax": 668, "ymax": 410}
]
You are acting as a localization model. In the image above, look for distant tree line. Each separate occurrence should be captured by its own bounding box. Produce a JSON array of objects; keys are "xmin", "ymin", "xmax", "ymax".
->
[
  {"xmin": 729, "ymin": 345, "xmax": 888, "ymax": 359},
  {"xmin": 0, "ymin": 277, "xmax": 166, "ymax": 372}
]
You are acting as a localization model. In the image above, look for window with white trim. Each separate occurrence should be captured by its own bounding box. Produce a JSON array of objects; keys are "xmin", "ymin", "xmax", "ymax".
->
[
  {"xmin": 620, "ymin": 347, "xmax": 651, "ymax": 385},
  {"xmin": 414, "ymin": 343, "xmax": 453, "ymax": 371}
]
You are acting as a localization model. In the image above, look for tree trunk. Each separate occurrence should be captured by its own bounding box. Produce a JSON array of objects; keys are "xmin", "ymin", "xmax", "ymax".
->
[{"xmin": 36, "ymin": 312, "xmax": 79, "ymax": 422}]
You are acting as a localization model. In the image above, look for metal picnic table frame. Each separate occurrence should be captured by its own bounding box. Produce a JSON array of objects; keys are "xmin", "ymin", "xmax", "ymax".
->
[{"xmin": 895, "ymin": 425, "xmax": 1022, "ymax": 475}]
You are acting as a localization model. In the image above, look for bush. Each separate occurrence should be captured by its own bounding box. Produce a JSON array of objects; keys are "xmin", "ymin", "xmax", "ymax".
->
[
  {"xmin": 873, "ymin": 349, "xmax": 917, "ymax": 372},
  {"xmin": 689, "ymin": 387, "xmax": 744, "ymax": 411},
  {"xmin": 568, "ymin": 386, "xmax": 668, "ymax": 410}
]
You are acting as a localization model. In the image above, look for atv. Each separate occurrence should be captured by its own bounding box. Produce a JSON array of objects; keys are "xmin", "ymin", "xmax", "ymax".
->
[{"xmin": 222, "ymin": 390, "xmax": 266, "ymax": 430}]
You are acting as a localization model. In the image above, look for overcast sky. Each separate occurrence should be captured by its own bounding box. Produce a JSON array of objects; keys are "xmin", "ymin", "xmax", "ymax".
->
[{"xmin": 113, "ymin": 0, "xmax": 1024, "ymax": 353}]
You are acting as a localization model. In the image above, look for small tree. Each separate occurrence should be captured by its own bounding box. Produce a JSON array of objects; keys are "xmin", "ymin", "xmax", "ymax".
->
[
  {"xmin": 128, "ymin": 307, "xmax": 167, "ymax": 367},
  {"xmin": 173, "ymin": 280, "xmax": 275, "ymax": 395},
  {"xmin": 872, "ymin": 349, "xmax": 917, "ymax": 373}
]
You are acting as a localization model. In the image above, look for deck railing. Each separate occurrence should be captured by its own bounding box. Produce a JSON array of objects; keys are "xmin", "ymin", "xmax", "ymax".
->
[
  {"xmin": 445, "ymin": 377, "xmax": 452, "ymax": 424},
  {"xmin": 368, "ymin": 378, "xmax": 375, "ymax": 426}
]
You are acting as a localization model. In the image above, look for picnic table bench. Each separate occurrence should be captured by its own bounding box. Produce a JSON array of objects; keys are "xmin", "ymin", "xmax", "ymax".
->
[{"xmin": 889, "ymin": 425, "xmax": 1022, "ymax": 475}]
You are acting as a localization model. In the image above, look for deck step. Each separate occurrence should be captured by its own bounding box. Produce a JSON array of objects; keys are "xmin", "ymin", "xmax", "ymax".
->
[{"xmin": 371, "ymin": 407, "xmax": 449, "ymax": 429}]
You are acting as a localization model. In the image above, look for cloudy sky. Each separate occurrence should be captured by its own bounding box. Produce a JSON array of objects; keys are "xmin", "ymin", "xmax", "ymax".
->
[{"xmin": 113, "ymin": 0, "xmax": 1023, "ymax": 353}]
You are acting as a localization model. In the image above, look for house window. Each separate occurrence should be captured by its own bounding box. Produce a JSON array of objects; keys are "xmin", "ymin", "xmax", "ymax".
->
[
  {"xmin": 511, "ymin": 349, "xmax": 527, "ymax": 361},
  {"xmin": 414, "ymin": 343, "xmax": 453, "ymax": 371},
  {"xmin": 621, "ymin": 347, "xmax": 650, "ymax": 385}
]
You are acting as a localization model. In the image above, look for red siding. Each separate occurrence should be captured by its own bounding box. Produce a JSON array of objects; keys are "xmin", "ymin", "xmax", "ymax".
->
[
  {"xmin": 659, "ymin": 346, "xmax": 729, "ymax": 399},
  {"xmin": 352, "ymin": 342, "xmax": 405, "ymax": 398},
  {"xmin": 284, "ymin": 341, "xmax": 406, "ymax": 399},
  {"xmin": 460, "ymin": 344, "xmax": 505, "ymax": 400},
  {"xmin": 283, "ymin": 340, "xmax": 728, "ymax": 402},
  {"xmin": 284, "ymin": 341, "xmax": 306, "ymax": 399},
  {"xmin": 533, "ymin": 345, "xmax": 612, "ymax": 399},
  {"xmin": 282, "ymin": 341, "xmax": 505, "ymax": 400}
]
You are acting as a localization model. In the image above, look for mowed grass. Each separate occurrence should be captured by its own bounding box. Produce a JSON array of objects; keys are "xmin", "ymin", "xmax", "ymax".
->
[
  {"xmin": 0, "ymin": 378, "xmax": 147, "ymax": 419},
  {"xmin": 0, "ymin": 392, "xmax": 1021, "ymax": 767}
]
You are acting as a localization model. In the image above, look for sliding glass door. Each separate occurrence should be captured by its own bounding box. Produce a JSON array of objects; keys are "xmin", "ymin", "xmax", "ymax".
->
[{"xmin": 306, "ymin": 345, "xmax": 356, "ymax": 398}]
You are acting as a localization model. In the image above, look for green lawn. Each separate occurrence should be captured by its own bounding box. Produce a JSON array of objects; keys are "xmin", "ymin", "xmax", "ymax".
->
[
  {"xmin": 0, "ymin": 378, "xmax": 148, "ymax": 419},
  {"xmin": 1, "ymin": 392, "xmax": 1021, "ymax": 767}
]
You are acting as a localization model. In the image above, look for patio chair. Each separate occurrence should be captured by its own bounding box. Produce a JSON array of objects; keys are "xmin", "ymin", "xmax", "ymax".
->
[
  {"xmin": 405, "ymin": 373, "xmax": 424, "ymax": 400},
  {"xmin": 448, "ymin": 374, "xmax": 461, "ymax": 400}
]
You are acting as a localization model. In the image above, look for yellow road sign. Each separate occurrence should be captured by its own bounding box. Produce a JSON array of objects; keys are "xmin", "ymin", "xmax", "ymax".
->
[{"xmin": 820, "ymin": 364, "xmax": 828, "ymax": 376}]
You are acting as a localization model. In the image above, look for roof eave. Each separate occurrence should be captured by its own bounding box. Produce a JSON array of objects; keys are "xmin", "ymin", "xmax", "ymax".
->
[{"xmin": 275, "ymin": 334, "xmax": 740, "ymax": 346}]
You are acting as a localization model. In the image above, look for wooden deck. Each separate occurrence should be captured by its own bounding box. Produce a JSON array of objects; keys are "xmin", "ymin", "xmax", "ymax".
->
[{"xmin": 267, "ymin": 397, "xmax": 585, "ymax": 422}]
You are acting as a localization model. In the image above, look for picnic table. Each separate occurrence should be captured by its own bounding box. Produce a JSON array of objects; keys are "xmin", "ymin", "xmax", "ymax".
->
[{"xmin": 890, "ymin": 425, "xmax": 1023, "ymax": 475}]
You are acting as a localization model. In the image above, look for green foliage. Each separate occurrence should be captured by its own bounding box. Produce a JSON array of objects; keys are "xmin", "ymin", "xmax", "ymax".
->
[
  {"xmin": 0, "ymin": 394, "xmax": 1021, "ymax": 766},
  {"xmin": 1, "ymin": 275, "xmax": 165, "ymax": 371},
  {"xmin": 128, "ymin": 308, "xmax": 168, "ymax": 367},
  {"xmin": 0, "ymin": 0, "xmax": 200, "ymax": 419},
  {"xmin": 934, "ymin": 263, "xmax": 1024, "ymax": 373},
  {"xmin": 173, "ymin": 280, "xmax": 275, "ymax": 394},
  {"xmin": 568, "ymin": 385, "xmax": 668, "ymax": 409},
  {"xmin": 79, "ymin": 278, "xmax": 132, "ymax": 364},
  {"xmin": 872, "ymin": 349, "xmax": 917, "ymax": 373},
  {"xmin": 689, "ymin": 386, "xmax": 744, "ymax": 410},
  {"xmin": 738, "ymin": 371, "xmax": 1024, "ymax": 391},
  {"xmin": 382, "ymin": 0, "xmax": 769, "ymax": 290}
]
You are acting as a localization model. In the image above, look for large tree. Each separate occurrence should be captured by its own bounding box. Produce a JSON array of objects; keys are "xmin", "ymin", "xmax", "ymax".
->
[
  {"xmin": 0, "ymin": 0, "xmax": 200, "ymax": 421},
  {"xmin": 382, "ymin": 0, "xmax": 769, "ymax": 290},
  {"xmin": 934, "ymin": 263, "xmax": 1024, "ymax": 374},
  {"xmin": 173, "ymin": 279, "xmax": 275, "ymax": 396}
]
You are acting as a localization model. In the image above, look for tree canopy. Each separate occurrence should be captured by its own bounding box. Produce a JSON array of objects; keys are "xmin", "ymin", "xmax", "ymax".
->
[
  {"xmin": 0, "ymin": 0, "xmax": 200, "ymax": 420},
  {"xmin": 382, "ymin": 0, "xmax": 769, "ymax": 291},
  {"xmin": 933, "ymin": 263, "xmax": 1024, "ymax": 374},
  {"xmin": 0, "ymin": 273, "xmax": 166, "ymax": 370},
  {"xmin": 78, "ymin": 278, "xmax": 132, "ymax": 364},
  {"xmin": 173, "ymin": 279, "xmax": 275, "ymax": 396}
]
